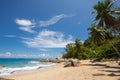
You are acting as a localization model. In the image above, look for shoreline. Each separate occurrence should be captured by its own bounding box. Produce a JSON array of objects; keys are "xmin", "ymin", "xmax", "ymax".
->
[
  {"xmin": 0, "ymin": 62, "xmax": 57, "ymax": 77},
  {"xmin": 12, "ymin": 63, "xmax": 57, "ymax": 75},
  {"xmin": 1, "ymin": 60, "xmax": 120, "ymax": 80}
]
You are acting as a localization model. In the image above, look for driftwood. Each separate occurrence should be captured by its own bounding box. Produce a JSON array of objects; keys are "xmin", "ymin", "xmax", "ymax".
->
[{"xmin": 64, "ymin": 60, "xmax": 80, "ymax": 67}]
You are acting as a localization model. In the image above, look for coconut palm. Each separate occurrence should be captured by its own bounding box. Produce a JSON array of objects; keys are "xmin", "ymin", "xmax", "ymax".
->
[
  {"xmin": 92, "ymin": 0, "xmax": 120, "ymax": 28},
  {"xmin": 88, "ymin": 25, "xmax": 105, "ymax": 45},
  {"xmin": 92, "ymin": 0, "xmax": 120, "ymax": 57},
  {"xmin": 88, "ymin": 25, "xmax": 120, "ymax": 57}
]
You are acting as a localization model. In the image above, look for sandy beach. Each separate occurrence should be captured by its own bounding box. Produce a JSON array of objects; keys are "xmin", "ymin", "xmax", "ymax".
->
[{"xmin": 1, "ymin": 60, "xmax": 120, "ymax": 80}]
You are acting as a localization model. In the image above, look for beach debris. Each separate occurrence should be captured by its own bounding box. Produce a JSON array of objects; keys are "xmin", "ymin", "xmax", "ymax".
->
[
  {"xmin": 91, "ymin": 58, "xmax": 101, "ymax": 63},
  {"xmin": 64, "ymin": 60, "xmax": 74, "ymax": 67},
  {"xmin": 64, "ymin": 60, "xmax": 80, "ymax": 67},
  {"xmin": 37, "ymin": 67, "xmax": 43, "ymax": 69}
]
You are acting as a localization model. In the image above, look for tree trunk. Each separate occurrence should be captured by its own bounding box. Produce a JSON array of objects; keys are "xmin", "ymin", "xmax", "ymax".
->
[{"xmin": 109, "ymin": 40, "xmax": 120, "ymax": 59}]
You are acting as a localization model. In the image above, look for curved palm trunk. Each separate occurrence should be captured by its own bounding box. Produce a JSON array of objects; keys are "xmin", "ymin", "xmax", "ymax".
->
[{"xmin": 109, "ymin": 40, "xmax": 120, "ymax": 58}]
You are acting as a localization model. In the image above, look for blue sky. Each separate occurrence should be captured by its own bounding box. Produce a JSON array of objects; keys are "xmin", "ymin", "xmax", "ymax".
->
[{"xmin": 0, "ymin": 0, "xmax": 99, "ymax": 58}]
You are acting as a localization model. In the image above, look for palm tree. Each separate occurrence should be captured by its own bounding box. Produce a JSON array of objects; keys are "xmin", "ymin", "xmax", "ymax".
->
[
  {"xmin": 88, "ymin": 25, "xmax": 105, "ymax": 45},
  {"xmin": 88, "ymin": 25, "xmax": 120, "ymax": 57},
  {"xmin": 92, "ymin": 0, "xmax": 120, "ymax": 57},
  {"xmin": 92, "ymin": 0, "xmax": 120, "ymax": 28}
]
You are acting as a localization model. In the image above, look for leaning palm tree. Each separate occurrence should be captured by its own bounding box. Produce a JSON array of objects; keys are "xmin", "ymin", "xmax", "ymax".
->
[
  {"xmin": 88, "ymin": 25, "xmax": 105, "ymax": 45},
  {"xmin": 88, "ymin": 25, "xmax": 120, "ymax": 57}
]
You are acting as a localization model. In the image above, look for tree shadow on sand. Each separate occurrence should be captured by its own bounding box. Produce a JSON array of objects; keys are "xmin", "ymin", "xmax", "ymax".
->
[
  {"xmin": 87, "ymin": 63, "xmax": 120, "ymax": 68},
  {"xmin": 86, "ymin": 63, "xmax": 120, "ymax": 69},
  {"xmin": 118, "ymin": 78, "xmax": 120, "ymax": 80},
  {"xmin": 93, "ymin": 73, "xmax": 120, "ymax": 76},
  {"xmin": 0, "ymin": 77, "xmax": 14, "ymax": 80},
  {"xmin": 83, "ymin": 63, "xmax": 109, "ymax": 67},
  {"xmin": 90, "ymin": 63, "xmax": 120, "ymax": 77},
  {"xmin": 99, "ymin": 70, "xmax": 120, "ymax": 73}
]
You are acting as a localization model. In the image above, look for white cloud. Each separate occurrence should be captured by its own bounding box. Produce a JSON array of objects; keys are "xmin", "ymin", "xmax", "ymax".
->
[
  {"xmin": 15, "ymin": 19, "xmax": 33, "ymax": 26},
  {"xmin": 38, "ymin": 53, "xmax": 49, "ymax": 57},
  {"xmin": 22, "ymin": 30, "xmax": 74, "ymax": 48},
  {"xmin": 0, "ymin": 52, "xmax": 51, "ymax": 58},
  {"xmin": 15, "ymin": 53, "xmax": 50, "ymax": 58},
  {"xmin": 15, "ymin": 19, "xmax": 35, "ymax": 33},
  {"xmin": 39, "ymin": 14, "xmax": 74, "ymax": 27},
  {"xmin": 15, "ymin": 14, "xmax": 74, "ymax": 33},
  {"xmin": 19, "ymin": 26, "xmax": 35, "ymax": 33},
  {"xmin": 5, "ymin": 52, "xmax": 12, "ymax": 56},
  {"xmin": 4, "ymin": 35, "xmax": 16, "ymax": 38},
  {"xmin": 39, "ymin": 49, "xmax": 47, "ymax": 51},
  {"xmin": 0, "ymin": 52, "xmax": 12, "ymax": 58}
]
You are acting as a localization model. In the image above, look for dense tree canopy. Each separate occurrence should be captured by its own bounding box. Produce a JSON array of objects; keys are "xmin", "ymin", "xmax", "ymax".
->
[{"xmin": 63, "ymin": 0, "xmax": 120, "ymax": 60}]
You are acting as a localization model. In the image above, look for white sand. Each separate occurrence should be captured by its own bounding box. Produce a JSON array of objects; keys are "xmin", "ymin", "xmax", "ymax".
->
[{"xmin": 1, "ymin": 60, "xmax": 120, "ymax": 80}]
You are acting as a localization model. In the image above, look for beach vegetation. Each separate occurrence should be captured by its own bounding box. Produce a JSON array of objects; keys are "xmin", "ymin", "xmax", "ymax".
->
[{"xmin": 63, "ymin": 0, "xmax": 120, "ymax": 60}]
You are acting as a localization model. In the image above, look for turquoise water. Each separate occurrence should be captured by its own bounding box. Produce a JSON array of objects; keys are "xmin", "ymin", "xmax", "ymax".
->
[
  {"xmin": 0, "ymin": 58, "xmax": 54, "ymax": 76},
  {"xmin": 0, "ymin": 58, "xmax": 38, "ymax": 67}
]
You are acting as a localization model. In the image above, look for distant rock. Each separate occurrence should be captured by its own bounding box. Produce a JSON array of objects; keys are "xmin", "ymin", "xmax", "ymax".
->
[
  {"xmin": 39, "ymin": 58, "xmax": 67, "ymax": 63},
  {"xmin": 0, "ymin": 65, "xmax": 4, "ymax": 68}
]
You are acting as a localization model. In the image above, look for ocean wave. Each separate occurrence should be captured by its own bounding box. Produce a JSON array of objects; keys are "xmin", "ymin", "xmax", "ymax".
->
[
  {"xmin": 28, "ymin": 61, "xmax": 40, "ymax": 64},
  {"xmin": 0, "ymin": 62, "xmax": 55, "ymax": 76},
  {"xmin": 0, "ymin": 65, "xmax": 39, "ymax": 76}
]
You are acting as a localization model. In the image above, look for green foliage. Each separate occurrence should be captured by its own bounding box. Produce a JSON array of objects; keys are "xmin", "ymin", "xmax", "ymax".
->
[
  {"xmin": 63, "ymin": 39, "xmax": 88, "ymax": 60},
  {"xmin": 63, "ymin": 0, "xmax": 120, "ymax": 60},
  {"xmin": 63, "ymin": 37, "xmax": 120, "ymax": 60},
  {"xmin": 92, "ymin": 0, "xmax": 119, "ymax": 28}
]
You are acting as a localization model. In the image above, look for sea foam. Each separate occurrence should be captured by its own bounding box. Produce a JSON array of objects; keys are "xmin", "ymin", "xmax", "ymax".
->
[{"xmin": 0, "ymin": 60, "xmax": 55, "ymax": 76}]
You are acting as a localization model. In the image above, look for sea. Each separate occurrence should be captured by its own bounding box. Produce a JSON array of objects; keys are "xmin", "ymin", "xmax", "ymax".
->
[{"xmin": 0, "ymin": 58, "xmax": 55, "ymax": 76}]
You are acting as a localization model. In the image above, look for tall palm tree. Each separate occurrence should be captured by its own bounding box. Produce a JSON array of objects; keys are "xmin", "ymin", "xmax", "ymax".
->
[
  {"xmin": 88, "ymin": 25, "xmax": 105, "ymax": 45},
  {"xmin": 92, "ymin": 0, "xmax": 120, "ymax": 28},
  {"xmin": 92, "ymin": 0, "xmax": 120, "ymax": 57}
]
